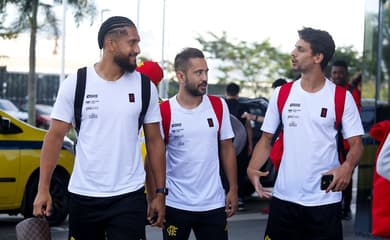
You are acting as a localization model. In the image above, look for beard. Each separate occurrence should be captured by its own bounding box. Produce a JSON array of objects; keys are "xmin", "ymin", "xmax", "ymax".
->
[
  {"xmin": 113, "ymin": 53, "xmax": 137, "ymax": 73},
  {"xmin": 184, "ymin": 77, "xmax": 207, "ymax": 97}
]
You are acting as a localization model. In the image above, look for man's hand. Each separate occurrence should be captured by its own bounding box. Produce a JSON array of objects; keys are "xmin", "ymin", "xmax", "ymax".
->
[
  {"xmin": 247, "ymin": 167, "xmax": 273, "ymax": 199},
  {"xmin": 33, "ymin": 190, "xmax": 52, "ymax": 217},
  {"xmin": 225, "ymin": 189, "xmax": 238, "ymax": 218},
  {"xmin": 323, "ymin": 161, "xmax": 354, "ymax": 193},
  {"xmin": 147, "ymin": 194, "xmax": 166, "ymax": 228}
]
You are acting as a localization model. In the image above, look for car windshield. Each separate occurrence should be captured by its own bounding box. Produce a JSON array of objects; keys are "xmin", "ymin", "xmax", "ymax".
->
[{"xmin": 0, "ymin": 99, "xmax": 19, "ymax": 111}]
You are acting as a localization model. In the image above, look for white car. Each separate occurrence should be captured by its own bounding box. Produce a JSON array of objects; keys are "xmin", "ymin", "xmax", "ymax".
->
[{"xmin": 0, "ymin": 99, "xmax": 28, "ymax": 122}]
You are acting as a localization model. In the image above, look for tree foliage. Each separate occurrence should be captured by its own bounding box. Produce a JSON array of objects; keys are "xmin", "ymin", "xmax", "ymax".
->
[
  {"xmin": 0, "ymin": 0, "xmax": 97, "ymax": 125},
  {"xmin": 196, "ymin": 32, "xmax": 295, "ymax": 96}
]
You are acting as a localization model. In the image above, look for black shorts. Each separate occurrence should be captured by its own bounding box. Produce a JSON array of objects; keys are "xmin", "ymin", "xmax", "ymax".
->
[
  {"xmin": 264, "ymin": 197, "xmax": 343, "ymax": 240},
  {"xmin": 163, "ymin": 206, "xmax": 228, "ymax": 240},
  {"xmin": 68, "ymin": 187, "xmax": 147, "ymax": 240}
]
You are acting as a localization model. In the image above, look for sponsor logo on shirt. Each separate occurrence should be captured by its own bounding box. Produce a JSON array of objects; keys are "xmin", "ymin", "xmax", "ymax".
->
[
  {"xmin": 207, "ymin": 118, "xmax": 214, "ymax": 127},
  {"xmin": 85, "ymin": 93, "xmax": 99, "ymax": 119},
  {"xmin": 286, "ymin": 102, "xmax": 301, "ymax": 128},
  {"xmin": 320, "ymin": 108, "xmax": 328, "ymax": 118},
  {"xmin": 86, "ymin": 94, "xmax": 98, "ymax": 98},
  {"xmin": 128, "ymin": 93, "xmax": 135, "ymax": 102}
]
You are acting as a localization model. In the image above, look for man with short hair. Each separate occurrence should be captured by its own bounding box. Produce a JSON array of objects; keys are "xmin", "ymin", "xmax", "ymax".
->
[
  {"xmin": 247, "ymin": 27, "xmax": 364, "ymax": 239},
  {"xmin": 161, "ymin": 47, "xmax": 238, "ymax": 240},
  {"xmin": 331, "ymin": 60, "xmax": 361, "ymax": 110},
  {"xmin": 33, "ymin": 16, "xmax": 166, "ymax": 239}
]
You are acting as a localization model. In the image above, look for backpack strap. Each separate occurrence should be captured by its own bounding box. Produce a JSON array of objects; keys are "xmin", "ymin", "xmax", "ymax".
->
[
  {"xmin": 335, "ymin": 85, "xmax": 347, "ymax": 162},
  {"xmin": 208, "ymin": 95, "xmax": 223, "ymax": 135},
  {"xmin": 74, "ymin": 67, "xmax": 87, "ymax": 135},
  {"xmin": 160, "ymin": 100, "xmax": 171, "ymax": 144},
  {"xmin": 334, "ymin": 85, "xmax": 346, "ymax": 130},
  {"xmin": 138, "ymin": 74, "xmax": 151, "ymax": 131},
  {"xmin": 272, "ymin": 81, "xmax": 294, "ymax": 144},
  {"xmin": 277, "ymin": 81, "xmax": 294, "ymax": 118}
]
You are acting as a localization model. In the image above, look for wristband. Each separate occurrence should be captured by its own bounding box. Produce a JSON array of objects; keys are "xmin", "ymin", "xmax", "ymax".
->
[{"xmin": 155, "ymin": 187, "xmax": 169, "ymax": 195}]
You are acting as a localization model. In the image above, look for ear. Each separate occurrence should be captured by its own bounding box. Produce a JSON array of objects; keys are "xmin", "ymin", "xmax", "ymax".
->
[
  {"xmin": 104, "ymin": 38, "xmax": 116, "ymax": 52},
  {"xmin": 313, "ymin": 53, "xmax": 324, "ymax": 65},
  {"xmin": 176, "ymin": 71, "xmax": 185, "ymax": 82}
]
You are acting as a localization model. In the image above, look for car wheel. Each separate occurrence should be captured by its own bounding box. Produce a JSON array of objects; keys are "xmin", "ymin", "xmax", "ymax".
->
[{"xmin": 22, "ymin": 169, "xmax": 70, "ymax": 226}]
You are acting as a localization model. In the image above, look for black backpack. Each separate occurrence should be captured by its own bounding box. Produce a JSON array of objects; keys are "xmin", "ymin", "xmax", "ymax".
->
[{"xmin": 73, "ymin": 67, "xmax": 151, "ymax": 135}]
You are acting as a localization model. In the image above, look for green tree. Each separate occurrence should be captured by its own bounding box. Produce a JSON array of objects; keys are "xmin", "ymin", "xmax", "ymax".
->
[
  {"xmin": 196, "ymin": 32, "xmax": 295, "ymax": 96},
  {"xmin": 0, "ymin": 0, "xmax": 96, "ymax": 125}
]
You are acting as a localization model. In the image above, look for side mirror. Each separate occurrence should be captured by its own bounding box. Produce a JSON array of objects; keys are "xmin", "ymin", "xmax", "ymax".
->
[{"xmin": 0, "ymin": 116, "xmax": 11, "ymax": 131}]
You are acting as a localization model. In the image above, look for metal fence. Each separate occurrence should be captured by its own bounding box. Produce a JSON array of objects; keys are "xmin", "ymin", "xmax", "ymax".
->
[{"xmin": 0, "ymin": 67, "xmax": 60, "ymax": 108}]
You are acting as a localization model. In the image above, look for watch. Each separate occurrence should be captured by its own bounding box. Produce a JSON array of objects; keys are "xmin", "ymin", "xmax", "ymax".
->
[{"xmin": 155, "ymin": 187, "xmax": 169, "ymax": 195}]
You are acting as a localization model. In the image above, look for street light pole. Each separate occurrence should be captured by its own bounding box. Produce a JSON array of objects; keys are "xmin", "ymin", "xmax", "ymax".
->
[
  {"xmin": 60, "ymin": 0, "xmax": 67, "ymax": 83},
  {"xmin": 137, "ymin": 0, "xmax": 141, "ymax": 28},
  {"xmin": 159, "ymin": 0, "xmax": 168, "ymax": 99},
  {"xmin": 101, "ymin": 8, "xmax": 110, "ymax": 23}
]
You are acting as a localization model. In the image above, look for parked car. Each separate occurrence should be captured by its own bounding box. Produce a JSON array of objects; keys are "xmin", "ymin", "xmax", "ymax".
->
[
  {"xmin": 35, "ymin": 104, "xmax": 53, "ymax": 129},
  {"xmin": 20, "ymin": 104, "xmax": 53, "ymax": 129},
  {"xmin": 0, "ymin": 110, "xmax": 74, "ymax": 225},
  {"xmin": 0, "ymin": 98, "xmax": 28, "ymax": 122}
]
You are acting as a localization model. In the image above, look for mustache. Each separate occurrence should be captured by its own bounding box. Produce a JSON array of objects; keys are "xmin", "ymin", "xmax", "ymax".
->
[{"xmin": 198, "ymin": 81, "xmax": 208, "ymax": 87}]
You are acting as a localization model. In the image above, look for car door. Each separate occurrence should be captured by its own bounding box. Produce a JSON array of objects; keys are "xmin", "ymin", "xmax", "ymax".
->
[{"xmin": 0, "ymin": 115, "xmax": 21, "ymax": 206}]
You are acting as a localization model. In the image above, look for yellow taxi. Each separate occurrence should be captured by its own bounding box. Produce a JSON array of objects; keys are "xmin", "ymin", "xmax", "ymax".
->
[{"xmin": 0, "ymin": 110, "xmax": 74, "ymax": 225}]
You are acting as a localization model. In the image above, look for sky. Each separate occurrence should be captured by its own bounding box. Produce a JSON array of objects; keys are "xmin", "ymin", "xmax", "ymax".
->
[{"xmin": 0, "ymin": 0, "xmax": 366, "ymax": 75}]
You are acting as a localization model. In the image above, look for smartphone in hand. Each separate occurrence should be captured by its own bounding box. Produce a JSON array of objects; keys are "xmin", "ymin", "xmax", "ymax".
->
[{"xmin": 320, "ymin": 174, "xmax": 334, "ymax": 190}]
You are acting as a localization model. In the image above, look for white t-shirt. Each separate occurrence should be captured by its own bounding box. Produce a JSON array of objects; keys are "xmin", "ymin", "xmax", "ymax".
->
[
  {"xmin": 164, "ymin": 96, "xmax": 234, "ymax": 211},
  {"xmin": 51, "ymin": 66, "xmax": 161, "ymax": 197},
  {"xmin": 262, "ymin": 78, "xmax": 364, "ymax": 206}
]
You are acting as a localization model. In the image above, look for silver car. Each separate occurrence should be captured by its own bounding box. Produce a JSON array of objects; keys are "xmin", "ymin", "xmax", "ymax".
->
[{"xmin": 0, "ymin": 99, "xmax": 28, "ymax": 122}]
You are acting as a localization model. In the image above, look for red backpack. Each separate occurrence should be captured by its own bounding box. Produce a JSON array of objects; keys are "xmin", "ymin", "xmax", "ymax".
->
[
  {"xmin": 269, "ymin": 81, "xmax": 347, "ymax": 169},
  {"xmin": 160, "ymin": 95, "xmax": 223, "ymax": 144}
]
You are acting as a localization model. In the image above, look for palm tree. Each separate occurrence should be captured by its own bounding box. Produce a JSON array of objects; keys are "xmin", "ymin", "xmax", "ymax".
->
[{"xmin": 0, "ymin": 0, "xmax": 97, "ymax": 125}]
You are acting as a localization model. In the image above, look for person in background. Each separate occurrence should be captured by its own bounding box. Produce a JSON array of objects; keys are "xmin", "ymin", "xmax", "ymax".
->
[
  {"xmin": 331, "ymin": 60, "xmax": 361, "ymax": 111},
  {"xmin": 33, "ymin": 16, "xmax": 166, "ymax": 239},
  {"xmin": 241, "ymin": 78, "xmax": 287, "ymax": 124},
  {"xmin": 247, "ymin": 27, "xmax": 364, "ymax": 239},
  {"xmin": 350, "ymin": 71, "xmax": 362, "ymax": 104},
  {"xmin": 331, "ymin": 59, "xmax": 361, "ymax": 220},
  {"xmin": 161, "ymin": 47, "xmax": 238, "ymax": 240},
  {"xmin": 225, "ymin": 82, "xmax": 253, "ymax": 211}
]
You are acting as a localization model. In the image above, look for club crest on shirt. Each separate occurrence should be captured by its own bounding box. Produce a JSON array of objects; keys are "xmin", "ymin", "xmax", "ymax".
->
[
  {"xmin": 207, "ymin": 118, "xmax": 214, "ymax": 127},
  {"xmin": 320, "ymin": 108, "xmax": 328, "ymax": 118},
  {"xmin": 128, "ymin": 93, "xmax": 135, "ymax": 102}
]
